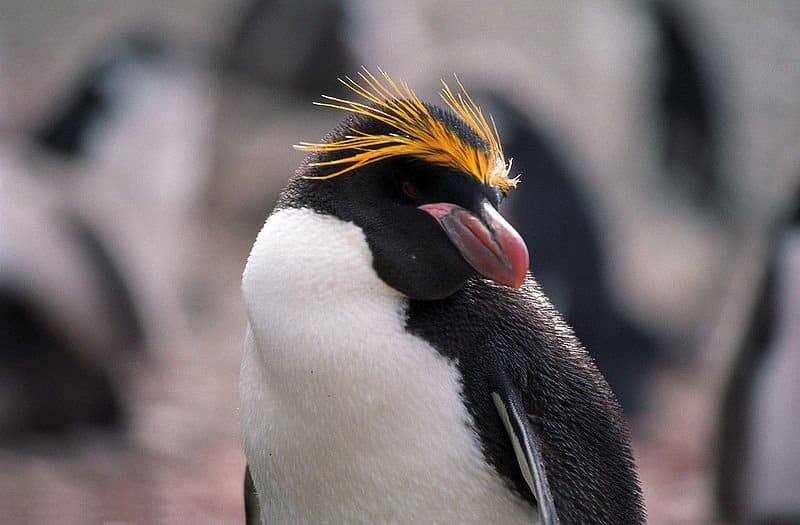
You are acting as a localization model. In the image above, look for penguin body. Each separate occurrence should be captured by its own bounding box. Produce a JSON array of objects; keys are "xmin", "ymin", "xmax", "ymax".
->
[
  {"xmin": 240, "ymin": 70, "xmax": 644, "ymax": 524},
  {"xmin": 715, "ymin": 194, "xmax": 800, "ymax": 523},
  {"xmin": 241, "ymin": 207, "xmax": 534, "ymax": 524}
]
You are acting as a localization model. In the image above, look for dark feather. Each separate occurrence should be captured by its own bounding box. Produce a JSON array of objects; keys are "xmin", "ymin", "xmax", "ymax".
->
[
  {"xmin": 244, "ymin": 465, "xmax": 261, "ymax": 525},
  {"xmin": 491, "ymin": 377, "xmax": 559, "ymax": 525},
  {"xmin": 406, "ymin": 278, "xmax": 645, "ymax": 524}
]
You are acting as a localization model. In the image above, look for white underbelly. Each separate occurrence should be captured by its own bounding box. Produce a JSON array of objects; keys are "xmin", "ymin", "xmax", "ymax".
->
[
  {"xmin": 240, "ymin": 328, "xmax": 535, "ymax": 525},
  {"xmin": 239, "ymin": 208, "xmax": 536, "ymax": 524}
]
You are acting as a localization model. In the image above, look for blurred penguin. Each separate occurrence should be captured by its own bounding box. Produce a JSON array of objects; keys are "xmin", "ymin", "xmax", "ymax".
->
[
  {"xmin": 485, "ymin": 92, "xmax": 662, "ymax": 416},
  {"xmin": 32, "ymin": 33, "xmax": 163, "ymax": 160},
  {"xmin": 715, "ymin": 185, "xmax": 800, "ymax": 524},
  {"xmin": 2, "ymin": 30, "xmax": 216, "ymax": 442},
  {"xmin": 222, "ymin": 0, "xmax": 356, "ymax": 99},
  {"xmin": 0, "ymin": 152, "xmax": 138, "ymax": 441},
  {"xmin": 210, "ymin": 0, "xmax": 361, "ymax": 225},
  {"xmin": 649, "ymin": 0, "xmax": 723, "ymax": 211}
]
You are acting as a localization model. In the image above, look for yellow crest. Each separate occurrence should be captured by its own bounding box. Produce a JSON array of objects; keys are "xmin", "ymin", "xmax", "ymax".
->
[{"xmin": 294, "ymin": 68, "xmax": 519, "ymax": 192}]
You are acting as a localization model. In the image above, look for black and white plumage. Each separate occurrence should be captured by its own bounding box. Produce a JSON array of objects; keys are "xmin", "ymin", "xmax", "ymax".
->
[
  {"xmin": 239, "ymin": 70, "xmax": 644, "ymax": 524},
  {"xmin": 715, "ymin": 190, "xmax": 800, "ymax": 524},
  {"xmin": 32, "ymin": 33, "xmax": 163, "ymax": 159}
]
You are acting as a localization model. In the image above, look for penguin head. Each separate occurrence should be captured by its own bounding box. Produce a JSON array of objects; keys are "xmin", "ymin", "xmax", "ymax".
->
[{"xmin": 279, "ymin": 70, "xmax": 529, "ymax": 300}]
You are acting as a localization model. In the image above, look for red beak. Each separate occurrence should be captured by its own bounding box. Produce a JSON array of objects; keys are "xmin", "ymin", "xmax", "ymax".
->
[{"xmin": 418, "ymin": 200, "xmax": 529, "ymax": 288}]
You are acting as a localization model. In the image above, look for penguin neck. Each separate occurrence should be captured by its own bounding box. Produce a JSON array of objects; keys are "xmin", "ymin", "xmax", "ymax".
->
[
  {"xmin": 241, "ymin": 207, "xmax": 407, "ymax": 379},
  {"xmin": 243, "ymin": 205, "xmax": 400, "ymax": 301}
]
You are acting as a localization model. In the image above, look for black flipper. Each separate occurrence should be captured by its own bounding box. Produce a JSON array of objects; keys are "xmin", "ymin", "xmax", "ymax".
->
[
  {"xmin": 491, "ymin": 378, "xmax": 559, "ymax": 525},
  {"xmin": 244, "ymin": 465, "xmax": 261, "ymax": 525}
]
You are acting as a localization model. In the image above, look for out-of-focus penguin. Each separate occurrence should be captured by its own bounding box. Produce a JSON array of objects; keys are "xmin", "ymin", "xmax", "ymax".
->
[{"xmin": 715, "ymin": 187, "xmax": 800, "ymax": 524}]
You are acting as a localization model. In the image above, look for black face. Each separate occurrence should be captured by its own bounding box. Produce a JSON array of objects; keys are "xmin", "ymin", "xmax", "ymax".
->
[
  {"xmin": 275, "ymin": 109, "xmax": 518, "ymax": 300},
  {"xmin": 279, "ymin": 153, "xmax": 505, "ymax": 300},
  {"xmin": 354, "ymin": 157, "xmax": 509, "ymax": 300}
]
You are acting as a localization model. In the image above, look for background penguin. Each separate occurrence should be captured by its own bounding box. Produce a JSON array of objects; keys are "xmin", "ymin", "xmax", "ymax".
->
[
  {"xmin": 714, "ymin": 185, "xmax": 800, "ymax": 524},
  {"xmin": 648, "ymin": 0, "xmax": 724, "ymax": 211},
  {"xmin": 0, "ymin": 30, "xmax": 214, "ymax": 442},
  {"xmin": 0, "ymin": 35, "xmax": 155, "ymax": 437},
  {"xmin": 32, "ymin": 32, "xmax": 164, "ymax": 160},
  {"xmin": 221, "ymin": 0, "xmax": 355, "ymax": 100},
  {"xmin": 240, "ymin": 69, "xmax": 644, "ymax": 524}
]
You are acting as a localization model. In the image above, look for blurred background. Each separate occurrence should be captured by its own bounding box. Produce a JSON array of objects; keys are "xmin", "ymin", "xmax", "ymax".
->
[{"xmin": 1, "ymin": 1, "xmax": 799, "ymax": 523}]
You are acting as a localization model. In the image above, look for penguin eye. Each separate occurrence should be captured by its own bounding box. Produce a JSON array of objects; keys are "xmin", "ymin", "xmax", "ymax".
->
[{"xmin": 402, "ymin": 180, "xmax": 423, "ymax": 200}]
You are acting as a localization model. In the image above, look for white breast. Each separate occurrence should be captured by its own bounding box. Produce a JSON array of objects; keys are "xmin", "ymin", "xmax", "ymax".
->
[{"xmin": 240, "ymin": 207, "xmax": 536, "ymax": 524}]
